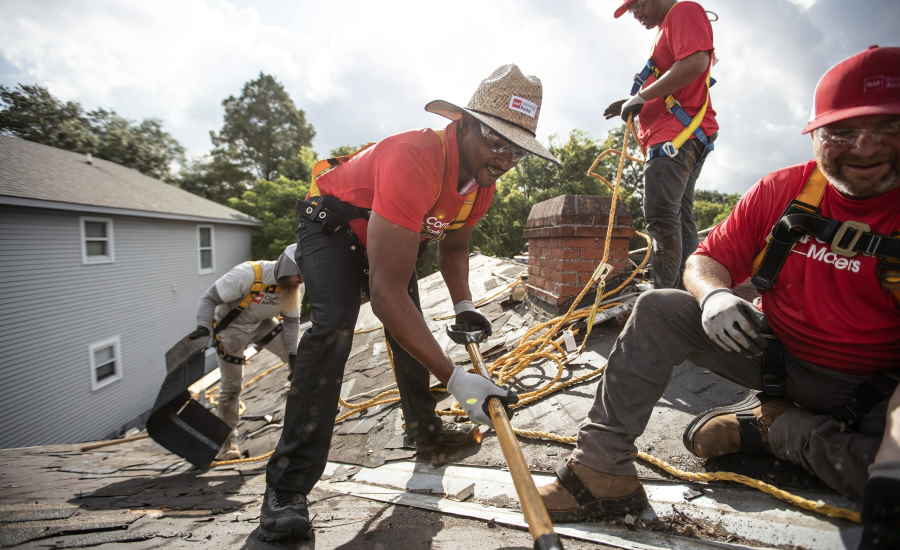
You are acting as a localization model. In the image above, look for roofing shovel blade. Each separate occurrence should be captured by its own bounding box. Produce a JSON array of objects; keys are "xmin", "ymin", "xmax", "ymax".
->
[
  {"xmin": 445, "ymin": 324, "xmax": 565, "ymax": 550},
  {"xmin": 147, "ymin": 333, "xmax": 230, "ymax": 468}
]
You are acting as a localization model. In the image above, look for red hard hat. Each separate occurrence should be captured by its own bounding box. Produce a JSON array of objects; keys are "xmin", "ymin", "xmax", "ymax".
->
[
  {"xmin": 802, "ymin": 45, "xmax": 900, "ymax": 134},
  {"xmin": 614, "ymin": 0, "xmax": 638, "ymax": 18}
]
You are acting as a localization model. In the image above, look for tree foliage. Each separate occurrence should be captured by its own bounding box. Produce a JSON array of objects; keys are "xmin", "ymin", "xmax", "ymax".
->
[
  {"xmin": 693, "ymin": 189, "xmax": 740, "ymax": 230},
  {"xmin": 472, "ymin": 127, "xmax": 645, "ymax": 257},
  {"xmin": 0, "ymin": 84, "xmax": 184, "ymax": 181},
  {"xmin": 228, "ymin": 176, "xmax": 310, "ymax": 259},
  {"xmin": 210, "ymin": 72, "xmax": 315, "ymax": 182}
]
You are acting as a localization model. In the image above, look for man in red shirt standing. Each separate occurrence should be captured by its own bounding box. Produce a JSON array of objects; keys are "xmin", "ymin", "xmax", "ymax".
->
[
  {"xmin": 605, "ymin": 0, "xmax": 718, "ymax": 289},
  {"xmin": 257, "ymin": 64, "xmax": 559, "ymax": 541},
  {"xmin": 539, "ymin": 46, "xmax": 900, "ymax": 548}
]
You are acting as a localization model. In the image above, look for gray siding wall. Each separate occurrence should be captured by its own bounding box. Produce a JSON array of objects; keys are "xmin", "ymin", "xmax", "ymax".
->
[{"xmin": 0, "ymin": 205, "xmax": 253, "ymax": 448}]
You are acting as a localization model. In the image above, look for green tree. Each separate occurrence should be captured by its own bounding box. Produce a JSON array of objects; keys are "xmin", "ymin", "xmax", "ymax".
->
[
  {"xmin": 228, "ymin": 176, "xmax": 310, "ymax": 259},
  {"xmin": 210, "ymin": 72, "xmax": 315, "ymax": 182},
  {"xmin": 0, "ymin": 84, "xmax": 184, "ymax": 180},
  {"xmin": 472, "ymin": 127, "xmax": 645, "ymax": 258},
  {"xmin": 693, "ymin": 189, "xmax": 740, "ymax": 230}
]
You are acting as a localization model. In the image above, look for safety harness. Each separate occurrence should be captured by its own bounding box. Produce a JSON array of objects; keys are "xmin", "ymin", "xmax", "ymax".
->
[
  {"xmin": 750, "ymin": 165, "xmax": 900, "ymax": 305},
  {"xmin": 213, "ymin": 262, "xmax": 284, "ymax": 365},
  {"xmin": 298, "ymin": 130, "xmax": 478, "ymax": 241},
  {"xmin": 749, "ymin": 165, "xmax": 900, "ymax": 421},
  {"xmin": 631, "ymin": 58, "xmax": 715, "ymax": 160}
]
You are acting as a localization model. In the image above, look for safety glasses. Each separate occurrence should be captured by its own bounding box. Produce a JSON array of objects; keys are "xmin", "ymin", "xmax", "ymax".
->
[
  {"xmin": 817, "ymin": 119, "xmax": 900, "ymax": 146},
  {"xmin": 479, "ymin": 123, "xmax": 530, "ymax": 162}
]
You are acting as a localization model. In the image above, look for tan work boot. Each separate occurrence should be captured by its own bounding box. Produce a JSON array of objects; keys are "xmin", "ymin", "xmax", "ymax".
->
[
  {"xmin": 683, "ymin": 392, "xmax": 793, "ymax": 458},
  {"xmin": 216, "ymin": 440, "xmax": 242, "ymax": 461},
  {"xmin": 538, "ymin": 461, "xmax": 648, "ymax": 522}
]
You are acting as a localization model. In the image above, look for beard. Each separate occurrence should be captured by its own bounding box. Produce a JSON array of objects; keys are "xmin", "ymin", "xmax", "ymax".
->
[{"xmin": 820, "ymin": 160, "xmax": 900, "ymax": 198}]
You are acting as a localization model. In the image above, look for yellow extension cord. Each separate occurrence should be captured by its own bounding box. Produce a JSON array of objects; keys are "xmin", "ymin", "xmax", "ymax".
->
[{"xmin": 191, "ymin": 119, "xmax": 861, "ymax": 524}]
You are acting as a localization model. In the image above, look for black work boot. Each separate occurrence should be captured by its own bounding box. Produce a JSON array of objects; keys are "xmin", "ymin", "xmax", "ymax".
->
[
  {"xmin": 404, "ymin": 421, "xmax": 478, "ymax": 465},
  {"xmin": 258, "ymin": 487, "xmax": 311, "ymax": 541}
]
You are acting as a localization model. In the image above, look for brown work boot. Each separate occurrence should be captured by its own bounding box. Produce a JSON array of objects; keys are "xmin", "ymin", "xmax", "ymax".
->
[
  {"xmin": 682, "ymin": 392, "xmax": 793, "ymax": 458},
  {"xmin": 538, "ymin": 461, "xmax": 648, "ymax": 523}
]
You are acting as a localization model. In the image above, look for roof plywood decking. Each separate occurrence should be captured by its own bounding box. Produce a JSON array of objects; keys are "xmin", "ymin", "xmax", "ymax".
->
[{"xmin": 0, "ymin": 254, "xmax": 861, "ymax": 549}]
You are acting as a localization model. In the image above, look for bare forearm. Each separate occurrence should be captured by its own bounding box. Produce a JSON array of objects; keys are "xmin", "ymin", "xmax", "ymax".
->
[
  {"xmin": 639, "ymin": 51, "xmax": 709, "ymax": 101},
  {"xmin": 371, "ymin": 289, "xmax": 454, "ymax": 383},
  {"xmin": 439, "ymin": 244, "xmax": 472, "ymax": 304},
  {"xmin": 684, "ymin": 254, "xmax": 733, "ymax": 303}
]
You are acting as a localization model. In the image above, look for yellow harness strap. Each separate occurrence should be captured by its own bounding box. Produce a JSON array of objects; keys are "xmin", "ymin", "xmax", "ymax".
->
[
  {"xmin": 239, "ymin": 262, "xmax": 266, "ymax": 308},
  {"xmin": 752, "ymin": 168, "xmax": 828, "ymax": 274},
  {"xmin": 431, "ymin": 129, "xmax": 478, "ymax": 231},
  {"xmin": 667, "ymin": 72, "xmax": 713, "ymax": 152}
]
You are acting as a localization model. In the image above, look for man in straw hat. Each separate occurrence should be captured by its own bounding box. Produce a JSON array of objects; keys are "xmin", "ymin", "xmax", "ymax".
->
[
  {"xmin": 605, "ymin": 0, "xmax": 718, "ymax": 289},
  {"xmin": 256, "ymin": 64, "xmax": 559, "ymax": 541},
  {"xmin": 539, "ymin": 46, "xmax": 900, "ymax": 548}
]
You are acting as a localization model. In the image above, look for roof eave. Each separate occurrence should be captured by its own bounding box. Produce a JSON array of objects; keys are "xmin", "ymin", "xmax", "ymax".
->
[{"xmin": 0, "ymin": 195, "xmax": 262, "ymax": 227}]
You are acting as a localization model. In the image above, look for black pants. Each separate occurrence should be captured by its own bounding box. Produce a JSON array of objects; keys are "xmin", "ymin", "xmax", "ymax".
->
[
  {"xmin": 643, "ymin": 137, "xmax": 713, "ymax": 289},
  {"xmin": 265, "ymin": 220, "xmax": 440, "ymax": 494}
]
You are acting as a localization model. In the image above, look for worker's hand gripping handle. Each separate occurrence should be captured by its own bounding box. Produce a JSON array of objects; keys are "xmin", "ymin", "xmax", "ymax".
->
[{"xmin": 445, "ymin": 325, "xmax": 565, "ymax": 550}]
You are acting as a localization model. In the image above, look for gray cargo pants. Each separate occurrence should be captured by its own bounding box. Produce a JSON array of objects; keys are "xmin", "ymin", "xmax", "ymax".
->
[
  {"xmin": 216, "ymin": 318, "xmax": 290, "ymax": 446},
  {"xmin": 570, "ymin": 289, "xmax": 891, "ymax": 500},
  {"xmin": 644, "ymin": 137, "xmax": 713, "ymax": 289}
]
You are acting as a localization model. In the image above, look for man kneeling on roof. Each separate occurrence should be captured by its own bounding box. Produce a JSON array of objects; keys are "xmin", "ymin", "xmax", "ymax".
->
[
  {"xmin": 187, "ymin": 245, "xmax": 303, "ymax": 460},
  {"xmin": 256, "ymin": 64, "xmax": 560, "ymax": 541},
  {"xmin": 539, "ymin": 46, "xmax": 900, "ymax": 549}
]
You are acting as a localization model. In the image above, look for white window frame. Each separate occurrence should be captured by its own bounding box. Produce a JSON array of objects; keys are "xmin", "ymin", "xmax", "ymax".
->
[
  {"xmin": 197, "ymin": 225, "xmax": 215, "ymax": 274},
  {"xmin": 80, "ymin": 217, "xmax": 115, "ymax": 264},
  {"xmin": 88, "ymin": 336, "xmax": 123, "ymax": 391}
]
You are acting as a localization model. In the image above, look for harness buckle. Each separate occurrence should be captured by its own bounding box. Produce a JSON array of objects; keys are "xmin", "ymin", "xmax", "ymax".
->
[
  {"xmin": 831, "ymin": 220, "xmax": 870, "ymax": 258},
  {"xmin": 660, "ymin": 142, "xmax": 678, "ymax": 158}
]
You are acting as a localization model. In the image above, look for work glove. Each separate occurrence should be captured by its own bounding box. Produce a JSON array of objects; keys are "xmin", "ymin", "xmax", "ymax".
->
[
  {"xmin": 858, "ymin": 475, "xmax": 900, "ymax": 550},
  {"xmin": 187, "ymin": 326, "xmax": 211, "ymax": 340},
  {"xmin": 620, "ymin": 93, "xmax": 646, "ymax": 122},
  {"xmin": 454, "ymin": 300, "xmax": 492, "ymax": 338},
  {"xmin": 603, "ymin": 98, "xmax": 626, "ymax": 120},
  {"xmin": 447, "ymin": 366, "xmax": 518, "ymax": 426},
  {"xmin": 700, "ymin": 289, "xmax": 767, "ymax": 355}
]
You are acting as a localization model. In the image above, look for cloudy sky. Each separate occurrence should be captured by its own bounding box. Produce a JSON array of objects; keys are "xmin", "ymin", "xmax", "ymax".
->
[{"xmin": 1, "ymin": 0, "xmax": 897, "ymax": 194}]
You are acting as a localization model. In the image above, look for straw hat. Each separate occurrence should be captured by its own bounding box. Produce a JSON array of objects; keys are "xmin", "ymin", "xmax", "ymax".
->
[{"xmin": 426, "ymin": 64, "xmax": 559, "ymax": 164}]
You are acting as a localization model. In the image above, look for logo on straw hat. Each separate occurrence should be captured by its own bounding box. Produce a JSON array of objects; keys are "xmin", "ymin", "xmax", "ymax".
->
[
  {"xmin": 509, "ymin": 96, "xmax": 538, "ymax": 118},
  {"xmin": 425, "ymin": 64, "xmax": 560, "ymax": 164}
]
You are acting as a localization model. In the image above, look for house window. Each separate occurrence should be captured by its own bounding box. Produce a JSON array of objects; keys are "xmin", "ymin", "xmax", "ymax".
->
[
  {"xmin": 80, "ymin": 217, "xmax": 114, "ymax": 264},
  {"xmin": 89, "ymin": 336, "xmax": 122, "ymax": 391},
  {"xmin": 198, "ymin": 225, "xmax": 214, "ymax": 274}
]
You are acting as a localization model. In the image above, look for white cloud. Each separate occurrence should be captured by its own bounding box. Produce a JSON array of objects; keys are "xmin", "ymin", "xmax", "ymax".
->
[{"xmin": 1, "ymin": 0, "xmax": 897, "ymax": 194}]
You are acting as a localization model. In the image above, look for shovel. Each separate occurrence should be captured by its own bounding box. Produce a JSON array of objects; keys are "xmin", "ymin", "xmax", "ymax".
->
[{"xmin": 446, "ymin": 324, "xmax": 564, "ymax": 550}]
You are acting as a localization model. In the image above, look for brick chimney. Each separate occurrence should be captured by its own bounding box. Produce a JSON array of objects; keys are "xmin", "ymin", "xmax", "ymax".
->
[{"xmin": 525, "ymin": 195, "xmax": 634, "ymax": 313}]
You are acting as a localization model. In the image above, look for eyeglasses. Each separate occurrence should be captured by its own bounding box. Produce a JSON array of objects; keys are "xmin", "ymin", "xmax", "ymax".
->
[
  {"xmin": 817, "ymin": 119, "xmax": 900, "ymax": 146},
  {"xmin": 479, "ymin": 123, "xmax": 530, "ymax": 162}
]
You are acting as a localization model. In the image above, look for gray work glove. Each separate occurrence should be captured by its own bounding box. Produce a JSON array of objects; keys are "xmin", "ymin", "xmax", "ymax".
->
[
  {"xmin": 620, "ymin": 93, "xmax": 646, "ymax": 121},
  {"xmin": 454, "ymin": 300, "xmax": 492, "ymax": 337},
  {"xmin": 604, "ymin": 98, "xmax": 627, "ymax": 119},
  {"xmin": 447, "ymin": 366, "xmax": 518, "ymax": 426},
  {"xmin": 700, "ymin": 289, "xmax": 767, "ymax": 355}
]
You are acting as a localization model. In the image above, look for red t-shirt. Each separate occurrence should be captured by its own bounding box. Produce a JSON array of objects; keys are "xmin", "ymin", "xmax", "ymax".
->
[
  {"xmin": 695, "ymin": 161, "xmax": 900, "ymax": 374},
  {"xmin": 314, "ymin": 121, "xmax": 495, "ymax": 248},
  {"xmin": 636, "ymin": 1, "xmax": 718, "ymax": 149}
]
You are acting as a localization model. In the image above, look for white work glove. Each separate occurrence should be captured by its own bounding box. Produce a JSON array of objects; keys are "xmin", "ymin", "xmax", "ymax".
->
[
  {"xmin": 447, "ymin": 366, "xmax": 518, "ymax": 426},
  {"xmin": 700, "ymin": 289, "xmax": 767, "ymax": 355},
  {"xmin": 620, "ymin": 93, "xmax": 646, "ymax": 121}
]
